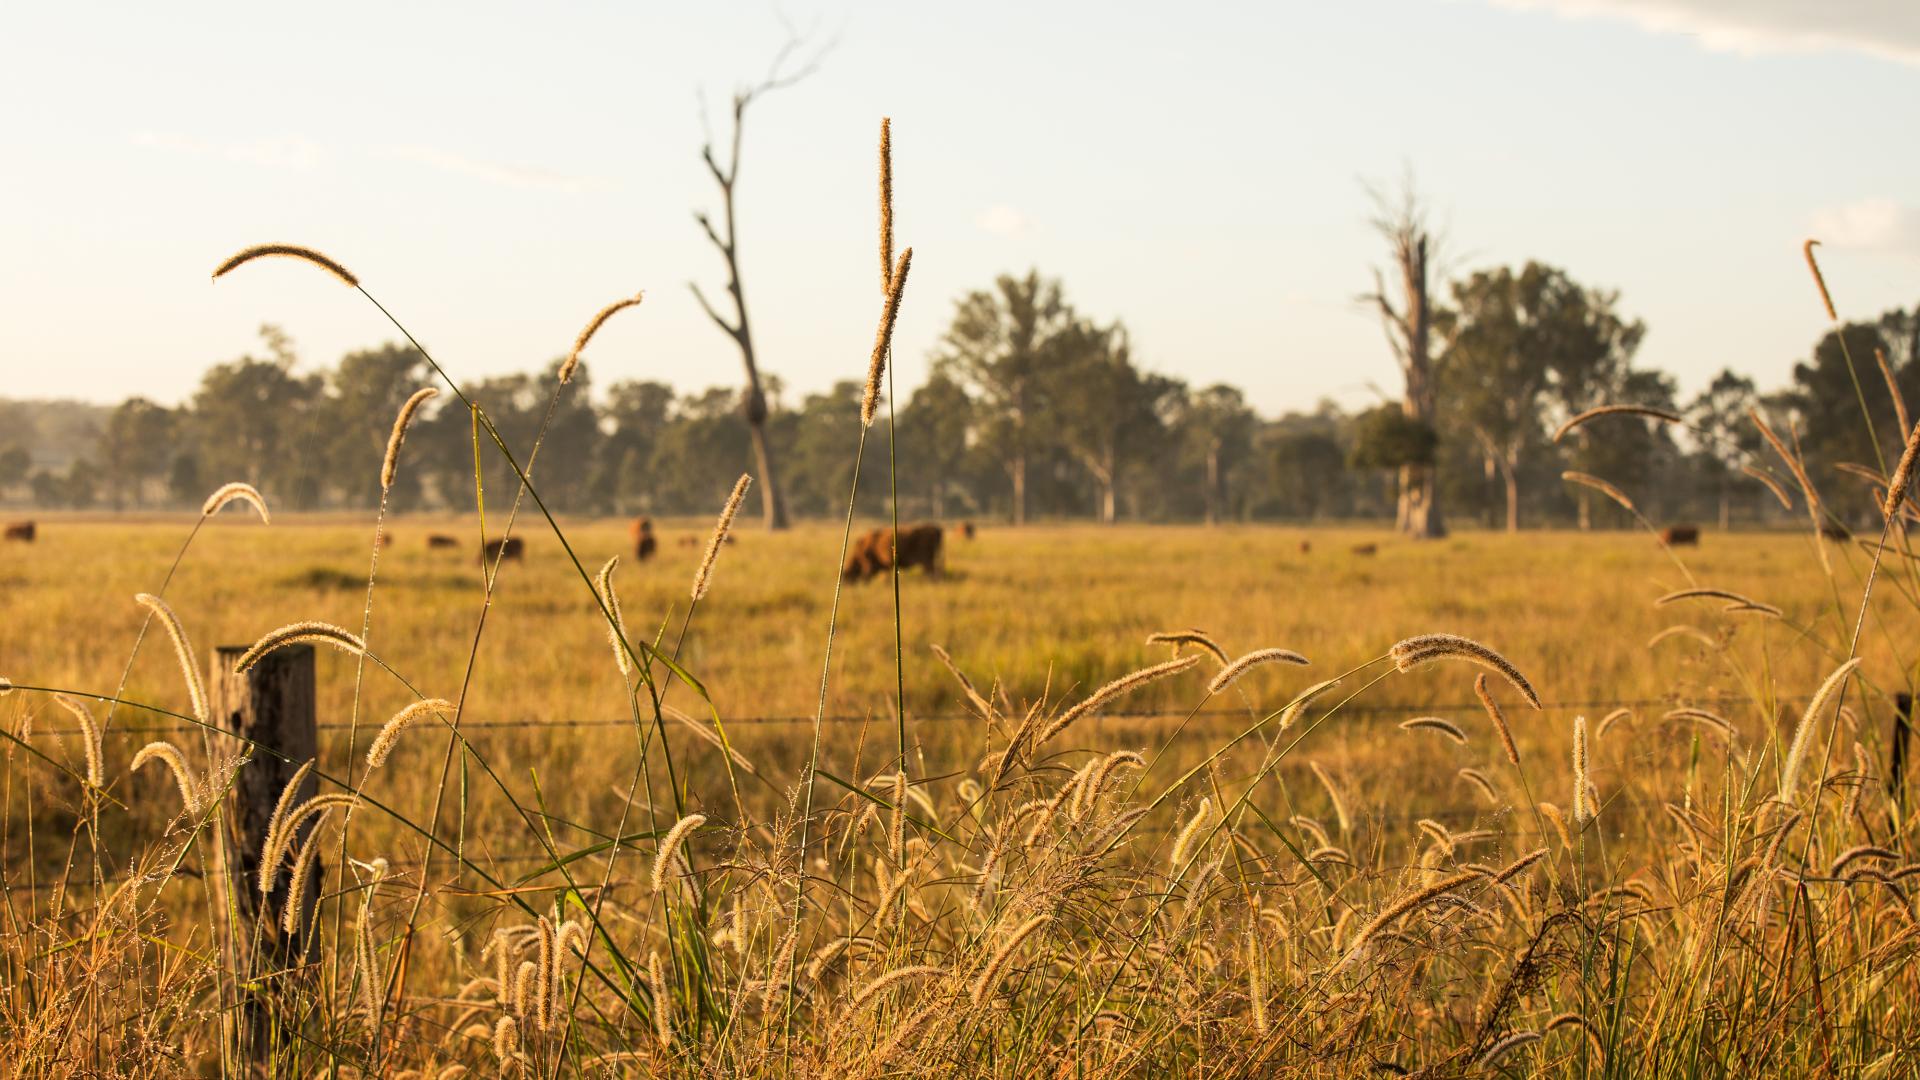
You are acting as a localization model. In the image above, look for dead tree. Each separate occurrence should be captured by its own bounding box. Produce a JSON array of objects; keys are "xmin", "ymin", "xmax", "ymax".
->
[
  {"xmin": 1363, "ymin": 176, "xmax": 1446, "ymax": 539},
  {"xmin": 690, "ymin": 46, "xmax": 821, "ymax": 531}
]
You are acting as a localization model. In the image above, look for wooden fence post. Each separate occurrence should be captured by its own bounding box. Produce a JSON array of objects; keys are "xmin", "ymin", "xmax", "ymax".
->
[
  {"xmin": 1891, "ymin": 692, "xmax": 1913, "ymax": 814},
  {"xmin": 209, "ymin": 642, "xmax": 320, "ymax": 1065}
]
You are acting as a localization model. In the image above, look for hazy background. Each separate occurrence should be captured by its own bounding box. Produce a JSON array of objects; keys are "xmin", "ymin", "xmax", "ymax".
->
[{"xmin": 3, "ymin": 0, "xmax": 1917, "ymax": 416}]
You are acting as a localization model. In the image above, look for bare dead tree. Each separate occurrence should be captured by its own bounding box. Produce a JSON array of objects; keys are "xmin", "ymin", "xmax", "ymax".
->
[
  {"xmin": 1362, "ymin": 173, "xmax": 1447, "ymax": 539},
  {"xmin": 689, "ymin": 41, "xmax": 824, "ymax": 530}
]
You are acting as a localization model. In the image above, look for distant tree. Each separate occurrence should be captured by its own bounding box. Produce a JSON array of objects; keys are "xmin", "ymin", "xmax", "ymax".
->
[
  {"xmin": 326, "ymin": 343, "xmax": 432, "ymax": 506},
  {"xmin": 1361, "ymin": 175, "xmax": 1445, "ymax": 538},
  {"xmin": 596, "ymin": 380, "xmax": 676, "ymax": 513},
  {"xmin": 100, "ymin": 398, "xmax": 176, "ymax": 509},
  {"xmin": 167, "ymin": 451, "xmax": 203, "ymax": 507},
  {"xmin": 1787, "ymin": 322, "xmax": 1917, "ymax": 520},
  {"xmin": 1049, "ymin": 324, "xmax": 1180, "ymax": 523},
  {"xmin": 186, "ymin": 328, "xmax": 327, "ymax": 509},
  {"xmin": 1177, "ymin": 384, "xmax": 1256, "ymax": 525},
  {"xmin": 1268, "ymin": 427, "xmax": 1347, "ymax": 520},
  {"xmin": 0, "ymin": 444, "xmax": 30, "ymax": 500},
  {"xmin": 1440, "ymin": 262, "xmax": 1644, "ymax": 531},
  {"xmin": 933, "ymin": 271, "xmax": 1079, "ymax": 525},
  {"xmin": 29, "ymin": 469, "xmax": 59, "ymax": 507},
  {"xmin": 64, "ymin": 459, "xmax": 100, "ymax": 509},
  {"xmin": 899, "ymin": 372, "xmax": 974, "ymax": 519},
  {"xmin": 1351, "ymin": 404, "xmax": 1437, "ymax": 486}
]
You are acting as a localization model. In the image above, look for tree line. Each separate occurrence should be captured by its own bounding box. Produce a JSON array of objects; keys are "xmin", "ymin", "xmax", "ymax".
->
[{"xmin": 4, "ymin": 267, "xmax": 1916, "ymax": 531}]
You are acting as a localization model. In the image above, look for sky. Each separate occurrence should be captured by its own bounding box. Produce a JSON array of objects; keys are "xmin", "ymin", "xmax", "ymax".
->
[{"xmin": 2, "ymin": 0, "xmax": 1918, "ymax": 418}]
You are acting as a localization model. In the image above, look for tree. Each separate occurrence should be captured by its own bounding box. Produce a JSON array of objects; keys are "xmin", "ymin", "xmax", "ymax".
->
[
  {"xmin": 1178, "ymin": 384, "xmax": 1257, "ymax": 525},
  {"xmin": 595, "ymin": 380, "xmax": 676, "ymax": 514},
  {"xmin": 1049, "ymin": 324, "xmax": 1180, "ymax": 523},
  {"xmin": 1362, "ymin": 176, "xmax": 1445, "ymax": 538},
  {"xmin": 0, "ymin": 444, "xmax": 31, "ymax": 502},
  {"xmin": 186, "ymin": 328, "xmax": 327, "ymax": 509},
  {"xmin": 1439, "ymin": 263, "xmax": 1644, "ymax": 531},
  {"xmin": 899, "ymin": 372, "xmax": 974, "ymax": 519},
  {"xmin": 325, "ymin": 344, "xmax": 432, "ymax": 507},
  {"xmin": 933, "ymin": 271, "xmax": 1078, "ymax": 525},
  {"xmin": 1268, "ymin": 427, "xmax": 1348, "ymax": 520},
  {"xmin": 100, "ymin": 398, "xmax": 176, "ymax": 508},
  {"xmin": 688, "ymin": 43, "xmax": 823, "ymax": 531}
]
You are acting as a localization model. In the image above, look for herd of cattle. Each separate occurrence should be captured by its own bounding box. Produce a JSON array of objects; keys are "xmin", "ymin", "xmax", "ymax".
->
[{"xmin": 0, "ymin": 517, "xmax": 1719, "ymax": 563}]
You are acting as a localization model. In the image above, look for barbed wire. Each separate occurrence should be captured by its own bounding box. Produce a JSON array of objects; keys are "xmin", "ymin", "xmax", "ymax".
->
[{"xmin": 11, "ymin": 692, "xmax": 1824, "ymax": 741}]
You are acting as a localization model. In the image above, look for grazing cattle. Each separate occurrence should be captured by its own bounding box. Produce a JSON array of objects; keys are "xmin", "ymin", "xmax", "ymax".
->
[
  {"xmin": 481, "ymin": 537, "xmax": 524, "ymax": 563},
  {"xmin": 1350, "ymin": 543, "xmax": 1377, "ymax": 557},
  {"xmin": 677, "ymin": 535, "xmax": 700, "ymax": 547},
  {"xmin": 629, "ymin": 517, "xmax": 657, "ymax": 561},
  {"xmin": 1660, "ymin": 525, "xmax": 1700, "ymax": 547},
  {"xmin": 1298, "ymin": 540, "xmax": 1312, "ymax": 554},
  {"xmin": 960, "ymin": 520, "xmax": 976, "ymax": 540},
  {"xmin": 842, "ymin": 523, "xmax": 943, "ymax": 583},
  {"xmin": 426, "ymin": 534, "xmax": 459, "ymax": 549},
  {"xmin": 3, "ymin": 521, "xmax": 34, "ymax": 543},
  {"xmin": 1820, "ymin": 521, "xmax": 1853, "ymax": 542},
  {"xmin": 378, "ymin": 532, "xmax": 394, "ymax": 548}
]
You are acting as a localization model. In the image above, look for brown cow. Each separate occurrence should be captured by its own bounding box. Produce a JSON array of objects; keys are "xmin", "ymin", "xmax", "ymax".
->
[
  {"xmin": 629, "ymin": 516, "xmax": 657, "ymax": 561},
  {"xmin": 1350, "ymin": 542, "xmax": 1377, "ymax": 557},
  {"xmin": 960, "ymin": 520, "xmax": 976, "ymax": 540},
  {"xmin": 3, "ymin": 521, "xmax": 34, "ymax": 543},
  {"xmin": 1660, "ymin": 524, "xmax": 1700, "ymax": 547},
  {"xmin": 481, "ymin": 537, "xmax": 524, "ymax": 563},
  {"xmin": 842, "ymin": 524, "xmax": 943, "ymax": 583},
  {"xmin": 426, "ymin": 534, "xmax": 459, "ymax": 549},
  {"xmin": 1820, "ymin": 521, "xmax": 1853, "ymax": 542}
]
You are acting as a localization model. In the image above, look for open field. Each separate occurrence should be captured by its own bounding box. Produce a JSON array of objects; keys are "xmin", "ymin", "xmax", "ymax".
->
[{"xmin": 4, "ymin": 514, "xmax": 1920, "ymax": 1075}]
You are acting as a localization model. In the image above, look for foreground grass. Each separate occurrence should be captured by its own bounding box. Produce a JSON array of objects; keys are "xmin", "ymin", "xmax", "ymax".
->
[{"xmin": 2, "ymin": 517, "xmax": 1918, "ymax": 1076}]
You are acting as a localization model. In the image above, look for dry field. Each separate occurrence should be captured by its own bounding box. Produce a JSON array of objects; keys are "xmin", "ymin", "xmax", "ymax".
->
[{"xmin": 3, "ymin": 513, "xmax": 1919, "ymax": 1076}]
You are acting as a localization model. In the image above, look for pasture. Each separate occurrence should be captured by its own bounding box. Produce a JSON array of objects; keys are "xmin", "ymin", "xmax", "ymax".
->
[{"xmin": 2, "ymin": 513, "xmax": 1917, "ymax": 1075}]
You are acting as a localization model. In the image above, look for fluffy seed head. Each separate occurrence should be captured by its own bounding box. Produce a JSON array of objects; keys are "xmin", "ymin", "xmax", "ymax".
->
[
  {"xmin": 1552, "ymin": 404, "xmax": 1683, "ymax": 444},
  {"xmin": 133, "ymin": 593, "xmax": 209, "ymax": 723},
  {"xmin": 596, "ymin": 556, "xmax": 630, "ymax": 677},
  {"xmin": 652, "ymin": 813, "xmax": 707, "ymax": 894},
  {"xmin": 1145, "ymin": 630, "xmax": 1230, "ymax": 665},
  {"xmin": 1033, "ymin": 654, "xmax": 1201, "ymax": 748},
  {"xmin": 213, "ymin": 243, "xmax": 358, "ymax": 287},
  {"xmin": 862, "ymin": 248, "xmax": 913, "ymax": 427},
  {"xmin": 1803, "ymin": 238, "xmax": 1838, "ymax": 321},
  {"xmin": 1561, "ymin": 471, "xmax": 1635, "ymax": 513},
  {"xmin": 1459, "ymin": 767, "xmax": 1499, "ymax": 803},
  {"xmin": 201, "ymin": 481, "xmax": 271, "ymax": 523},
  {"xmin": 53, "ymin": 694, "xmax": 103, "ymax": 787},
  {"xmin": 1399, "ymin": 716, "xmax": 1467, "ymax": 745},
  {"xmin": 1571, "ymin": 716, "xmax": 1592, "ymax": 825},
  {"xmin": 1279, "ymin": 678, "xmax": 1342, "ymax": 731},
  {"xmin": 1389, "ymin": 633, "xmax": 1540, "ymax": 709},
  {"xmin": 691, "ymin": 474, "xmax": 751, "ymax": 602},
  {"xmin": 1207, "ymin": 647, "xmax": 1310, "ymax": 695},
  {"xmin": 1781, "ymin": 657, "xmax": 1862, "ymax": 803},
  {"xmin": 1473, "ymin": 673, "xmax": 1520, "ymax": 765},
  {"xmin": 1741, "ymin": 465, "xmax": 1795, "ymax": 510},
  {"xmin": 381, "ymin": 387, "xmax": 438, "ymax": 491},
  {"xmin": 878, "ymin": 118, "xmax": 894, "ymax": 294},
  {"xmin": 366, "ymin": 699, "xmax": 455, "ymax": 770},
  {"xmin": 129, "ymin": 741, "xmax": 203, "ymax": 814},
  {"xmin": 562, "ymin": 291, "xmax": 645, "ymax": 384},
  {"xmin": 849, "ymin": 965, "xmax": 944, "ymax": 1010},
  {"xmin": 234, "ymin": 621, "xmax": 367, "ymax": 673},
  {"xmin": 970, "ymin": 914, "xmax": 1051, "ymax": 1004},
  {"xmin": 1884, "ymin": 420, "xmax": 1920, "ymax": 520},
  {"xmin": 1340, "ymin": 870, "xmax": 1480, "ymax": 970}
]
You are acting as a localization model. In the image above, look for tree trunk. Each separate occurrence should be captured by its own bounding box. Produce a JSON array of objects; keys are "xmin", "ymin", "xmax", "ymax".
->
[
  {"xmin": 1577, "ymin": 488, "xmax": 1591, "ymax": 531},
  {"xmin": 1205, "ymin": 445, "xmax": 1221, "ymax": 526},
  {"xmin": 1502, "ymin": 457, "xmax": 1520, "ymax": 532},
  {"xmin": 742, "ymin": 392, "xmax": 789, "ymax": 529},
  {"xmin": 1719, "ymin": 486, "xmax": 1731, "ymax": 531},
  {"xmin": 1010, "ymin": 453, "xmax": 1027, "ymax": 526},
  {"xmin": 1100, "ymin": 482, "xmax": 1116, "ymax": 524},
  {"xmin": 1398, "ymin": 464, "xmax": 1444, "ymax": 537}
]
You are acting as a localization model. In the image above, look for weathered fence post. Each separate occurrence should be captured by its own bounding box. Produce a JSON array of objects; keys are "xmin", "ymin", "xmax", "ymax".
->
[
  {"xmin": 209, "ymin": 642, "xmax": 320, "ymax": 1066},
  {"xmin": 1891, "ymin": 692, "xmax": 1913, "ymax": 813}
]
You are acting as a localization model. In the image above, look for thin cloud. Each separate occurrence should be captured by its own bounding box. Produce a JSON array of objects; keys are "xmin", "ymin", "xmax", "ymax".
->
[
  {"xmin": 1810, "ymin": 198, "xmax": 1920, "ymax": 253},
  {"xmin": 1486, "ymin": 0, "xmax": 1920, "ymax": 67},
  {"xmin": 386, "ymin": 146, "xmax": 610, "ymax": 194},
  {"xmin": 975, "ymin": 204, "xmax": 1031, "ymax": 238}
]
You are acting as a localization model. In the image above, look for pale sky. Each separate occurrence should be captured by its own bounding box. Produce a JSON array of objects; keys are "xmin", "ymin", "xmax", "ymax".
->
[{"xmin": 2, "ymin": 1, "xmax": 1917, "ymax": 417}]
